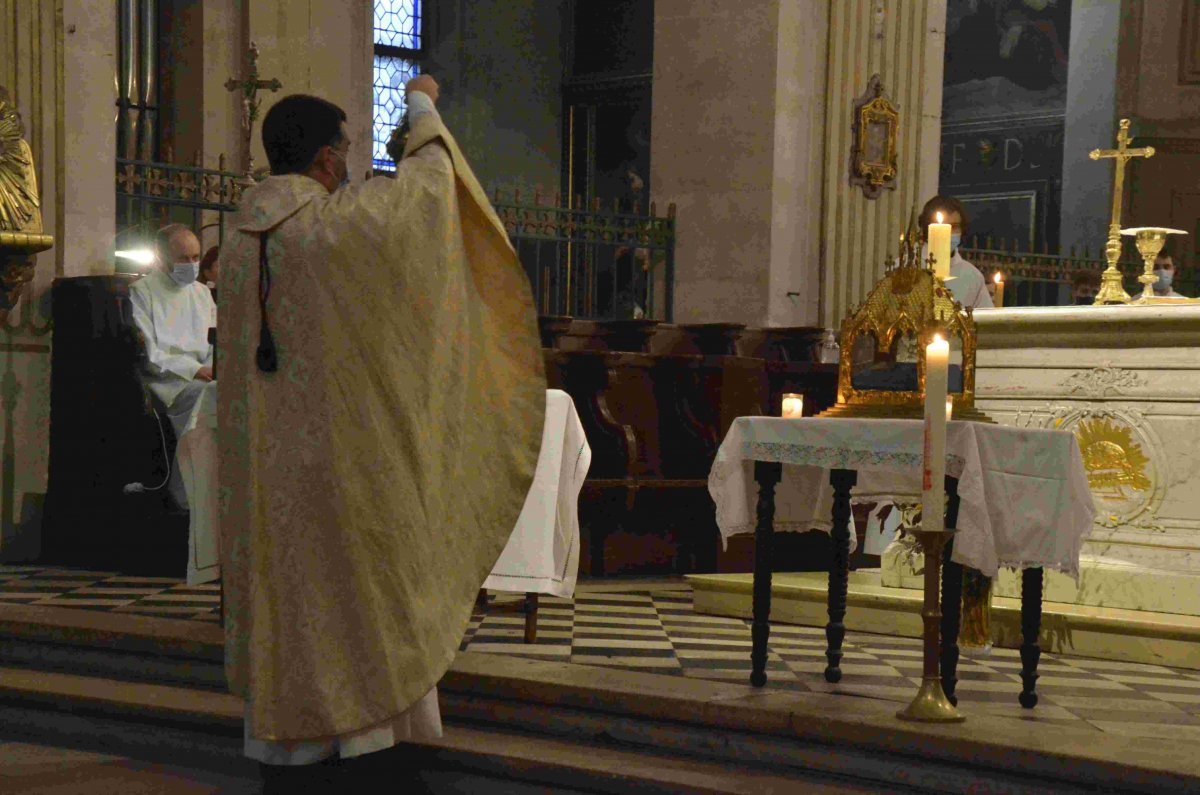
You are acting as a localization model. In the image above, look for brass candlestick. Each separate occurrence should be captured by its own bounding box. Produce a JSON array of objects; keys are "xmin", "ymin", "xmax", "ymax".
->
[
  {"xmin": 897, "ymin": 523, "xmax": 965, "ymax": 723},
  {"xmin": 1120, "ymin": 227, "xmax": 1189, "ymax": 304}
]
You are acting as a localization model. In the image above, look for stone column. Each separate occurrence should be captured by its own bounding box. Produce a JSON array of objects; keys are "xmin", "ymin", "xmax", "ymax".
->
[
  {"xmin": 653, "ymin": 0, "xmax": 945, "ymax": 328},
  {"xmin": 819, "ymin": 0, "xmax": 946, "ymax": 327},
  {"xmin": 652, "ymin": 0, "xmax": 829, "ymax": 327}
]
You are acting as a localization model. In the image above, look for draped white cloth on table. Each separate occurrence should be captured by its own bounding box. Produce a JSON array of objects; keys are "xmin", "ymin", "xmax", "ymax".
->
[
  {"xmin": 708, "ymin": 417, "xmax": 1095, "ymax": 579},
  {"xmin": 484, "ymin": 389, "xmax": 590, "ymax": 599}
]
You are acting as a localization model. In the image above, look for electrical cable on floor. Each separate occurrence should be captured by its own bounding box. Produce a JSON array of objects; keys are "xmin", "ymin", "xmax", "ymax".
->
[{"xmin": 123, "ymin": 408, "xmax": 171, "ymax": 494}]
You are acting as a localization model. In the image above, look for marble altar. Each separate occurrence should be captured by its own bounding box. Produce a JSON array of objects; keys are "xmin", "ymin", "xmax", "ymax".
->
[{"xmin": 884, "ymin": 305, "xmax": 1200, "ymax": 617}]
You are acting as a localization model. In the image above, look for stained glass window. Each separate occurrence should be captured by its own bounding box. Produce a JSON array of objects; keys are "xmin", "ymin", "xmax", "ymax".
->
[
  {"xmin": 373, "ymin": 1, "xmax": 424, "ymax": 172},
  {"xmin": 374, "ymin": 0, "xmax": 423, "ymax": 50}
]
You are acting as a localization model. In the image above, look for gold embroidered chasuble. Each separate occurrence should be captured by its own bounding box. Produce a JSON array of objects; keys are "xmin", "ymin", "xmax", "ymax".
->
[{"xmin": 217, "ymin": 112, "xmax": 546, "ymax": 742}]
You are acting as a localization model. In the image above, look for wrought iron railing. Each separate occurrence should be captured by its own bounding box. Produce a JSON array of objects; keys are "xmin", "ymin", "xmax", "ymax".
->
[
  {"xmin": 960, "ymin": 239, "xmax": 1196, "ymax": 306},
  {"xmin": 113, "ymin": 165, "xmax": 679, "ymax": 319},
  {"xmin": 491, "ymin": 189, "xmax": 677, "ymax": 322},
  {"xmin": 115, "ymin": 155, "xmax": 245, "ymax": 255}
]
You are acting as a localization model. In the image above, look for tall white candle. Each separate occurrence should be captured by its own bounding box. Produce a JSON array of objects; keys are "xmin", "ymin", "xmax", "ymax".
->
[
  {"xmin": 993, "ymin": 272, "xmax": 1005, "ymax": 308},
  {"xmin": 928, "ymin": 212, "xmax": 952, "ymax": 280},
  {"xmin": 923, "ymin": 334, "xmax": 950, "ymax": 533}
]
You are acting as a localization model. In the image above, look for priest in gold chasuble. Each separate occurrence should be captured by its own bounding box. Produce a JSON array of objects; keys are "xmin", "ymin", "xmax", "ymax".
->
[{"xmin": 217, "ymin": 78, "xmax": 545, "ymax": 777}]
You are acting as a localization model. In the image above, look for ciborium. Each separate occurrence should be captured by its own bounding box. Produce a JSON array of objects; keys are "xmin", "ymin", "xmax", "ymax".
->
[
  {"xmin": 1120, "ymin": 227, "xmax": 1191, "ymax": 304},
  {"xmin": 818, "ymin": 214, "xmax": 991, "ymax": 422}
]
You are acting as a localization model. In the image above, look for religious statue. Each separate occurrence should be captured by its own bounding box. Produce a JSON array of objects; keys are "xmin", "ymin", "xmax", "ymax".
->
[
  {"xmin": 225, "ymin": 43, "xmax": 282, "ymax": 180},
  {"xmin": 0, "ymin": 86, "xmax": 54, "ymax": 323}
]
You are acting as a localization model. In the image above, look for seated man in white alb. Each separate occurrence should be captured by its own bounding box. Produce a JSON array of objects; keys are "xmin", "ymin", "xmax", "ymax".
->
[{"xmin": 129, "ymin": 223, "xmax": 219, "ymax": 584}]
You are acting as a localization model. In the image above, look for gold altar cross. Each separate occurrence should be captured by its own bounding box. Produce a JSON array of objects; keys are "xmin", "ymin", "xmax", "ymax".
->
[
  {"xmin": 225, "ymin": 42, "xmax": 282, "ymax": 177},
  {"xmin": 1089, "ymin": 119, "xmax": 1155, "ymax": 304}
]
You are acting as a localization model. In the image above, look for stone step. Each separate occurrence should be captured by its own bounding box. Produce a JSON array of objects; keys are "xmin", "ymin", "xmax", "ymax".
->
[
  {"xmin": 0, "ymin": 667, "xmax": 870, "ymax": 794},
  {"xmin": 3, "ymin": 605, "xmax": 1200, "ymax": 794}
]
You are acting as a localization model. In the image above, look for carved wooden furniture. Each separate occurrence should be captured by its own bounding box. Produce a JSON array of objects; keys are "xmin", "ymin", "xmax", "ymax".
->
[{"xmin": 548, "ymin": 318, "xmax": 840, "ymax": 576}]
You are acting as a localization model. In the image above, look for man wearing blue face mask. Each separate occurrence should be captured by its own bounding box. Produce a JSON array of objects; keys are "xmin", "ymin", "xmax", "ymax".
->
[
  {"xmin": 129, "ymin": 223, "xmax": 219, "ymax": 584},
  {"xmin": 1152, "ymin": 251, "xmax": 1187, "ymax": 298}
]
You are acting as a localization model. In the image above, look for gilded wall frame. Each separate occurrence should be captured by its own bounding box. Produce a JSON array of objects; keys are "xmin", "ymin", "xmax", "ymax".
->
[{"xmin": 849, "ymin": 74, "xmax": 899, "ymax": 200}]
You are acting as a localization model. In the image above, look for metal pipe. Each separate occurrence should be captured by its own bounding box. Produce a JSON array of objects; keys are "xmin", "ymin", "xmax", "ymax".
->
[
  {"xmin": 138, "ymin": 0, "xmax": 157, "ymax": 162},
  {"xmin": 118, "ymin": 0, "xmax": 138, "ymax": 159}
]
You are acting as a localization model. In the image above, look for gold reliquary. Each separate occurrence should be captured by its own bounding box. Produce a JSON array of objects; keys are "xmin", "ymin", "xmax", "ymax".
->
[{"xmin": 819, "ymin": 229, "xmax": 991, "ymax": 422}]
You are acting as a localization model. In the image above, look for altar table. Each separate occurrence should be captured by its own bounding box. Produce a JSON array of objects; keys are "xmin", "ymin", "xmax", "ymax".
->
[
  {"xmin": 708, "ymin": 417, "xmax": 1095, "ymax": 707},
  {"xmin": 479, "ymin": 389, "xmax": 591, "ymax": 641}
]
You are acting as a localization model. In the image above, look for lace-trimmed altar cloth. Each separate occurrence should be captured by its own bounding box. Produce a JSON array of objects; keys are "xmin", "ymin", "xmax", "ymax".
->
[
  {"xmin": 484, "ymin": 389, "xmax": 591, "ymax": 599},
  {"xmin": 709, "ymin": 417, "xmax": 1095, "ymax": 579}
]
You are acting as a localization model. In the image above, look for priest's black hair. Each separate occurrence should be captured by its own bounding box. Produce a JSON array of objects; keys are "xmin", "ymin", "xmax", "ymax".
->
[{"xmin": 262, "ymin": 94, "xmax": 348, "ymax": 175}]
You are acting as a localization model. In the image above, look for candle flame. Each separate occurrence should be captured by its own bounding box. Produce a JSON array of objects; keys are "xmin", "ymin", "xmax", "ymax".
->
[
  {"xmin": 994, "ymin": 272, "xmax": 1003, "ymax": 283},
  {"xmin": 936, "ymin": 211, "xmax": 943, "ymax": 224},
  {"xmin": 932, "ymin": 333, "xmax": 945, "ymax": 345}
]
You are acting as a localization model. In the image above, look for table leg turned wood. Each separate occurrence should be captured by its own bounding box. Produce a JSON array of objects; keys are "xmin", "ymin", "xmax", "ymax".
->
[
  {"xmin": 1020, "ymin": 567, "xmax": 1044, "ymax": 708},
  {"xmin": 939, "ymin": 477, "xmax": 963, "ymax": 706},
  {"xmin": 523, "ymin": 592, "xmax": 539, "ymax": 644},
  {"xmin": 825, "ymin": 468, "xmax": 857, "ymax": 684},
  {"xmin": 750, "ymin": 461, "xmax": 782, "ymax": 688}
]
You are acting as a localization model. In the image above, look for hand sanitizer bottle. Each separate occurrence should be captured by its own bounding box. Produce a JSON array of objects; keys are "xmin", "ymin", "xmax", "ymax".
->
[{"xmin": 818, "ymin": 329, "xmax": 840, "ymax": 364}]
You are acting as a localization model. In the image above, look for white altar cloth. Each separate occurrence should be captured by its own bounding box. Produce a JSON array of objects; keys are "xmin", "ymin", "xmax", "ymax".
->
[
  {"xmin": 484, "ymin": 389, "xmax": 590, "ymax": 599},
  {"xmin": 179, "ymin": 380, "xmax": 218, "ymax": 585},
  {"xmin": 709, "ymin": 417, "xmax": 1095, "ymax": 579}
]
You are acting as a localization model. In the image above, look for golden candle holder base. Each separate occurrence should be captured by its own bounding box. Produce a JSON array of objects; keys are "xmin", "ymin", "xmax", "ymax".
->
[
  {"xmin": 1094, "ymin": 259, "xmax": 1131, "ymax": 306},
  {"xmin": 897, "ymin": 676, "xmax": 965, "ymax": 723},
  {"xmin": 896, "ymin": 524, "xmax": 965, "ymax": 723}
]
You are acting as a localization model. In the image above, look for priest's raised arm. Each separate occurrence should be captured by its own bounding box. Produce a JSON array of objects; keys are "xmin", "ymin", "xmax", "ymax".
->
[{"xmin": 217, "ymin": 78, "xmax": 546, "ymax": 788}]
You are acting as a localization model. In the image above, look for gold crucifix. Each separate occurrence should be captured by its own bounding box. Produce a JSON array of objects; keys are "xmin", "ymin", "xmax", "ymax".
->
[
  {"xmin": 225, "ymin": 42, "xmax": 282, "ymax": 179},
  {"xmin": 1089, "ymin": 119, "xmax": 1155, "ymax": 304}
]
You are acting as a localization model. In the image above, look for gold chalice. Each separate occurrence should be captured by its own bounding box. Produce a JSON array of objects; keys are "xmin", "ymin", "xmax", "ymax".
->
[{"xmin": 1120, "ymin": 227, "xmax": 1188, "ymax": 304}]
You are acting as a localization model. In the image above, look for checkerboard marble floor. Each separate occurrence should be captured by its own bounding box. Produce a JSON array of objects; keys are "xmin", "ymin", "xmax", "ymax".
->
[{"xmin": 6, "ymin": 566, "xmax": 1200, "ymax": 739}]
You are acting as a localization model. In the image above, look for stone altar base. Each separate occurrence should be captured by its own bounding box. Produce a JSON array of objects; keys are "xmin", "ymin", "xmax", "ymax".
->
[
  {"xmin": 688, "ymin": 570, "xmax": 1200, "ymax": 670},
  {"xmin": 971, "ymin": 305, "xmax": 1200, "ymax": 620}
]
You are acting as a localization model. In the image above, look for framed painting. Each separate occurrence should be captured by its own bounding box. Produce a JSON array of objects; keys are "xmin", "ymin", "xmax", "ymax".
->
[{"xmin": 849, "ymin": 74, "xmax": 899, "ymax": 199}]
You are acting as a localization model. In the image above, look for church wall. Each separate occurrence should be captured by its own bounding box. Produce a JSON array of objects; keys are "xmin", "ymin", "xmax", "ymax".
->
[
  {"xmin": 245, "ymin": 0, "xmax": 375, "ymax": 185},
  {"xmin": 421, "ymin": 0, "xmax": 564, "ymax": 195},
  {"xmin": 1060, "ymin": 0, "xmax": 1119, "ymax": 258},
  {"xmin": 1119, "ymin": 0, "xmax": 1200, "ymax": 276}
]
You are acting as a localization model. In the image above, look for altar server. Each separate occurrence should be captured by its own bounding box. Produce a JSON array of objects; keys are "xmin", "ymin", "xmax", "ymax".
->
[
  {"xmin": 918, "ymin": 195, "xmax": 994, "ymax": 310},
  {"xmin": 129, "ymin": 224, "xmax": 219, "ymax": 585},
  {"xmin": 1152, "ymin": 251, "xmax": 1188, "ymax": 298},
  {"xmin": 218, "ymin": 75, "xmax": 545, "ymax": 791}
]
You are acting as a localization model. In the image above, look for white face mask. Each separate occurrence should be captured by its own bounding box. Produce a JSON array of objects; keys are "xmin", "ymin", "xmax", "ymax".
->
[{"xmin": 169, "ymin": 261, "xmax": 199, "ymax": 286}]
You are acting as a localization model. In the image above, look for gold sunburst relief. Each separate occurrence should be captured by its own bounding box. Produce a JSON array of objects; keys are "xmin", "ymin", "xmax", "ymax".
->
[{"xmin": 1074, "ymin": 417, "xmax": 1151, "ymax": 498}]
